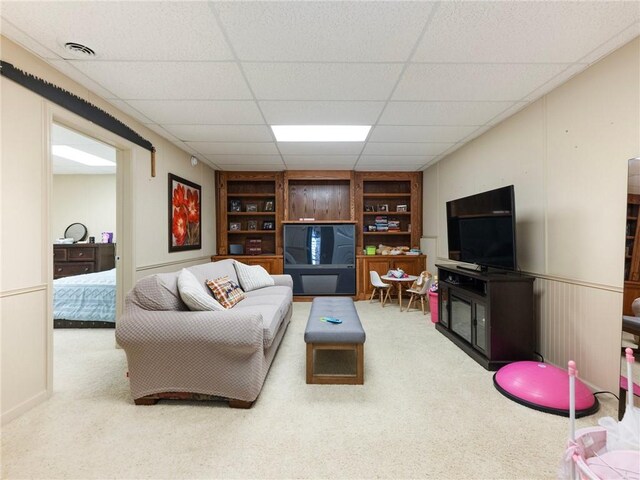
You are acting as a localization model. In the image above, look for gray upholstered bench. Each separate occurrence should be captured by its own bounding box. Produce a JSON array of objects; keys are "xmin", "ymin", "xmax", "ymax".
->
[{"xmin": 304, "ymin": 297, "xmax": 366, "ymax": 385}]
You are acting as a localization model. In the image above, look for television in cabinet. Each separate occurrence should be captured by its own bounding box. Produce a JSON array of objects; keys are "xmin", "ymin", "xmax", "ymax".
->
[{"xmin": 435, "ymin": 264, "xmax": 534, "ymax": 370}]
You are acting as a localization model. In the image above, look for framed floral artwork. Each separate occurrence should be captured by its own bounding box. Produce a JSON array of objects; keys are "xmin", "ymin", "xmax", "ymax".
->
[{"xmin": 169, "ymin": 173, "xmax": 201, "ymax": 252}]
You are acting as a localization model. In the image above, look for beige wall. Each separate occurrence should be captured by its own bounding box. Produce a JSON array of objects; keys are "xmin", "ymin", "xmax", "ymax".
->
[
  {"xmin": 424, "ymin": 38, "xmax": 640, "ymax": 391},
  {"xmin": 52, "ymin": 174, "xmax": 116, "ymax": 243},
  {"xmin": 0, "ymin": 36, "xmax": 217, "ymax": 424}
]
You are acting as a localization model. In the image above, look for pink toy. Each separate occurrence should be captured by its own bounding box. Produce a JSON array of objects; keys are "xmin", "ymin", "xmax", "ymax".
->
[
  {"xmin": 562, "ymin": 349, "xmax": 640, "ymax": 480},
  {"xmin": 493, "ymin": 361, "xmax": 598, "ymax": 417}
]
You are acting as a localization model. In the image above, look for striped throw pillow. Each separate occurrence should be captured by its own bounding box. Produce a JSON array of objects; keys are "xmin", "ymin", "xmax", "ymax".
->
[
  {"xmin": 234, "ymin": 261, "xmax": 274, "ymax": 292},
  {"xmin": 206, "ymin": 276, "xmax": 245, "ymax": 309}
]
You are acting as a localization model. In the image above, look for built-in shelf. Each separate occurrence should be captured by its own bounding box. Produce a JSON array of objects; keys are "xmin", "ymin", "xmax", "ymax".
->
[
  {"xmin": 227, "ymin": 212, "xmax": 276, "ymax": 216},
  {"xmin": 228, "ymin": 230, "xmax": 276, "ymax": 234},
  {"xmin": 363, "ymin": 193, "xmax": 412, "ymax": 198},
  {"xmin": 364, "ymin": 231, "xmax": 411, "ymax": 235},
  {"xmin": 281, "ymin": 220, "xmax": 357, "ymax": 224},
  {"xmin": 227, "ymin": 193, "xmax": 275, "ymax": 198},
  {"xmin": 363, "ymin": 212, "xmax": 411, "ymax": 216}
]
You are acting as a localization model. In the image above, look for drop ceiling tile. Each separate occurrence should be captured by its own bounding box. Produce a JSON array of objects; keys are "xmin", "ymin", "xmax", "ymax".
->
[
  {"xmin": 285, "ymin": 162, "xmax": 355, "ymax": 170},
  {"xmin": 369, "ymin": 126, "xmax": 479, "ymax": 143},
  {"xmin": 357, "ymin": 155, "xmax": 433, "ymax": 165},
  {"xmin": 362, "ymin": 143, "xmax": 453, "ymax": 156},
  {"xmin": 216, "ymin": 164, "xmax": 285, "ymax": 172},
  {"xmin": 356, "ymin": 164, "xmax": 420, "ymax": 172},
  {"xmin": 522, "ymin": 64, "xmax": 589, "ymax": 101},
  {"xmin": 204, "ymin": 155, "xmax": 283, "ymax": 165},
  {"xmin": 161, "ymin": 125, "xmax": 273, "ymax": 143},
  {"xmin": 215, "ymin": 1, "xmax": 434, "ymax": 62},
  {"xmin": 414, "ymin": 1, "xmax": 640, "ymax": 63},
  {"xmin": 243, "ymin": 63, "xmax": 402, "ymax": 101},
  {"xmin": 0, "ymin": 1, "xmax": 232, "ymax": 60},
  {"xmin": 142, "ymin": 124, "xmax": 180, "ymax": 143},
  {"xmin": 259, "ymin": 101, "xmax": 385, "ymax": 125},
  {"xmin": 125, "ymin": 100, "xmax": 264, "ymax": 125},
  {"xmin": 106, "ymin": 99, "xmax": 155, "ymax": 125},
  {"xmin": 379, "ymin": 101, "xmax": 522, "ymax": 126},
  {"xmin": 69, "ymin": 61, "xmax": 252, "ymax": 100},
  {"xmin": 283, "ymin": 155, "xmax": 359, "ymax": 167},
  {"xmin": 1, "ymin": 18, "xmax": 61, "ymax": 60},
  {"xmin": 579, "ymin": 22, "xmax": 640, "ymax": 66},
  {"xmin": 47, "ymin": 59, "xmax": 117, "ymax": 100},
  {"xmin": 277, "ymin": 142, "xmax": 364, "ymax": 155},
  {"xmin": 394, "ymin": 64, "xmax": 571, "ymax": 101},
  {"xmin": 188, "ymin": 142, "xmax": 278, "ymax": 155}
]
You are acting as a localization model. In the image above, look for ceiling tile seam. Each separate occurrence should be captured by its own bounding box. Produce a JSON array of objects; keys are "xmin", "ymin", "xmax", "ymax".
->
[
  {"xmin": 179, "ymin": 141, "xmax": 222, "ymax": 170},
  {"xmin": 352, "ymin": 2, "xmax": 442, "ymax": 170},
  {"xmin": 208, "ymin": 2, "xmax": 287, "ymax": 170},
  {"xmin": 151, "ymin": 122, "xmax": 486, "ymax": 127}
]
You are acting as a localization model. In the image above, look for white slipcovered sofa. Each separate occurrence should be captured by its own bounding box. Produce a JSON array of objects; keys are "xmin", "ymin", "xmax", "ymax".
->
[{"xmin": 115, "ymin": 259, "xmax": 292, "ymax": 408}]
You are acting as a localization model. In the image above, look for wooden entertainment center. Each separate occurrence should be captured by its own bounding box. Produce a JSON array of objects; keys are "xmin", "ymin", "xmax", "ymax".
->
[{"xmin": 213, "ymin": 170, "xmax": 425, "ymax": 299}]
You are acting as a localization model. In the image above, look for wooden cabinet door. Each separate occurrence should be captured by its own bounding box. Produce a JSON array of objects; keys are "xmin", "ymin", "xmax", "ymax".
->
[
  {"xmin": 244, "ymin": 257, "xmax": 283, "ymax": 275},
  {"xmin": 393, "ymin": 257, "xmax": 425, "ymax": 276},
  {"xmin": 361, "ymin": 258, "xmax": 392, "ymax": 298}
]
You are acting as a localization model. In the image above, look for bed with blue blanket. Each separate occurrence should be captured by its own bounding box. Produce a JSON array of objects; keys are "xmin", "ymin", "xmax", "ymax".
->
[{"xmin": 53, "ymin": 268, "xmax": 115, "ymax": 328}]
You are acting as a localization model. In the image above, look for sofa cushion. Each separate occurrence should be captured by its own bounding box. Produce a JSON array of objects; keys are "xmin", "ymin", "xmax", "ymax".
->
[
  {"xmin": 129, "ymin": 274, "xmax": 186, "ymax": 311},
  {"xmin": 234, "ymin": 294, "xmax": 290, "ymax": 348},
  {"xmin": 234, "ymin": 261, "xmax": 275, "ymax": 292},
  {"xmin": 188, "ymin": 259, "xmax": 238, "ymax": 286},
  {"xmin": 177, "ymin": 269, "xmax": 224, "ymax": 311},
  {"xmin": 243, "ymin": 285, "xmax": 292, "ymax": 299},
  {"xmin": 206, "ymin": 276, "xmax": 245, "ymax": 309}
]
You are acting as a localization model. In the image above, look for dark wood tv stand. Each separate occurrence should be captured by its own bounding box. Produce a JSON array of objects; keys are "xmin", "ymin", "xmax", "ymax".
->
[{"xmin": 435, "ymin": 264, "xmax": 535, "ymax": 370}]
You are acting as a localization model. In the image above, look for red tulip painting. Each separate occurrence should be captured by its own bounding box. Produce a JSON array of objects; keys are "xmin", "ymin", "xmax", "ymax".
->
[{"xmin": 169, "ymin": 174, "xmax": 201, "ymax": 252}]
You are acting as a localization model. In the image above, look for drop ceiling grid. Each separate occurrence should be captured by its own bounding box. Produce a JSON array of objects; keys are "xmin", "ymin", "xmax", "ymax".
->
[{"xmin": 1, "ymin": 1, "xmax": 639, "ymax": 171}]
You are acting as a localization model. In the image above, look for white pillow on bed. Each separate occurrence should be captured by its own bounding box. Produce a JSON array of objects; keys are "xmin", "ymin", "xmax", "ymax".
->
[
  {"xmin": 177, "ymin": 269, "xmax": 224, "ymax": 311},
  {"xmin": 234, "ymin": 261, "xmax": 274, "ymax": 292}
]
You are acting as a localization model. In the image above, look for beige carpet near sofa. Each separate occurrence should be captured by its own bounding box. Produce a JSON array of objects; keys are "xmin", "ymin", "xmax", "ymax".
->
[{"xmin": 1, "ymin": 301, "xmax": 617, "ymax": 479}]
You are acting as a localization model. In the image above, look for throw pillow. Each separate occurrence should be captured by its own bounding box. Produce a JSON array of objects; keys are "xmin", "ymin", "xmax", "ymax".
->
[
  {"xmin": 233, "ymin": 261, "xmax": 275, "ymax": 292},
  {"xmin": 177, "ymin": 269, "xmax": 225, "ymax": 312},
  {"xmin": 206, "ymin": 276, "xmax": 245, "ymax": 309}
]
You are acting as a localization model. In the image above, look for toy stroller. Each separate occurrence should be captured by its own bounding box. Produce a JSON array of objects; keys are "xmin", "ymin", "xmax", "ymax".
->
[{"xmin": 561, "ymin": 348, "xmax": 640, "ymax": 479}]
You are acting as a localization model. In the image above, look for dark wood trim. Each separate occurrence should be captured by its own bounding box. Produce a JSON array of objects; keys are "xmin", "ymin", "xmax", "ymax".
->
[
  {"xmin": 306, "ymin": 342, "xmax": 364, "ymax": 385},
  {"xmin": 133, "ymin": 392, "xmax": 254, "ymax": 408}
]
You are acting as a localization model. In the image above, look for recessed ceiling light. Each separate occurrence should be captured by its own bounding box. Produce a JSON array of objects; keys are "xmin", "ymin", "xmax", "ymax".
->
[
  {"xmin": 52, "ymin": 145, "xmax": 115, "ymax": 167},
  {"xmin": 271, "ymin": 125, "xmax": 371, "ymax": 142}
]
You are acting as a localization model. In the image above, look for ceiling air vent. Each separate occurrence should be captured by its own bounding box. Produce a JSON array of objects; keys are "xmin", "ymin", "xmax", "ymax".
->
[{"xmin": 63, "ymin": 42, "xmax": 96, "ymax": 58}]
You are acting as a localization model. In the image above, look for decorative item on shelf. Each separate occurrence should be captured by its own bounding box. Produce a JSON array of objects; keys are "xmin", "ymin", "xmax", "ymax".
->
[
  {"xmin": 264, "ymin": 200, "xmax": 274, "ymax": 212},
  {"xmin": 247, "ymin": 220, "xmax": 258, "ymax": 231},
  {"xmin": 388, "ymin": 220, "xmax": 400, "ymax": 231},
  {"xmin": 396, "ymin": 204, "xmax": 407, "ymax": 212},
  {"xmin": 378, "ymin": 204, "xmax": 389, "ymax": 212},
  {"xmin": 375, "ymin": 215, "xmax": 388, "ymax": 231},
  {"xmin": 245, "ymin": 238, "xmax": 262, "ymax": 255},
  {"xmin": 262, "ymin": 221, "xmax": 275, "ymax": 230},
  {"xmin": 245, "ymin": 203, "xmax": 258, "ymax": 212},
  {"xmin": 169, "ymin": 173, "xmax": 201, "ymax": 252},
  {"xmin": 229, "ymin": 222, "xmax": 241, "ymax": 231},
  {"xmin": 229, "ymin": 199, "xmax": 241, "ymax": 212},
  {"xmin": 367, "ymin": 225, "xmax": 377, "ymax": 232},
  {"xmin": 365, "ymin": 205, "xmax": 375, "ymax": 212},
  {"xmin": 65, "ymin": 222, "xmax": 88, "ymax": 242},
  {"xmin": 101, "ymin": 232, "xmax": 113, "ymax": 243},
  {"xmin": 408, "ymin": 223, "xmax": 411, "ymax": 233},
  {"xmin": 229, "ymin": 244, "xmax": 244, "ymax": 255},
  {"xmin": 366, "ymin": 245, "xmax": 376, "ymax": 255}
]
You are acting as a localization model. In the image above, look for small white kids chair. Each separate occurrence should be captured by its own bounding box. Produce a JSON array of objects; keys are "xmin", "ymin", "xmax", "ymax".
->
[
  {"xmin": 405, "ymin": 271, "xmax": 432, "ymax": 314},
  {"xmin": 369, "ymin": 271, "xmax": 391, "ymax": 307}
]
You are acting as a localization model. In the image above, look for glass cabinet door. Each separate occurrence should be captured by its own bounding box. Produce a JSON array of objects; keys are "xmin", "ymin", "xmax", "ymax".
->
[
  {"xmin": 474, "ymin": 303, "xmax": 487, "ymax": 354},
  {"xmin": 451, "ymin": 294, "xmax": 472, "ymax": 342},
  {"xmin": 440, "ymin": 286, "xmax": 449, "ymax": 327}
]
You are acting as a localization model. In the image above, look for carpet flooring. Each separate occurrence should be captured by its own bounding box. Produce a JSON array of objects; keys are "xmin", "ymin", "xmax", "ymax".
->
[{"xmin": 1, "ymin": 301, "xmax": 618, "ymax": 479}]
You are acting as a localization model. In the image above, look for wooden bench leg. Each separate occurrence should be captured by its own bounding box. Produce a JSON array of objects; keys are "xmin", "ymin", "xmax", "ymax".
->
[
  {"xmin": 306, "ymin": 343, "xmax": 314, "ymax": 384},
  {"xmin": 356, "ymin": 343, "xmax": 364, "ymax": 385},
  {"xmin": 306, "ymin": 342, "xmax": 364, "ymax": 385},
  {"xmin": 228, "ymin": 399, "xmax": 254, "ymax": 409}
]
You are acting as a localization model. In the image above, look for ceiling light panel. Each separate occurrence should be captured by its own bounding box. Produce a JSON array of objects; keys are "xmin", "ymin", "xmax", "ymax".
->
[
  {"xmin": 215, "ymin": 1, "xmax": 434, "ymax": 62},
  {"xmin": 243, "ymin": 63, "xmax": 403, "ymax": 101},
  {"xmin": 272, "ymin": 125, "xmax": 370, "ymax": 142},
  {"xmin": 393, "ymin": 63, "xmax": 570, "ymax": 102},
  {"xmin": 259, "ymin": 101, "xmax": 385, "ymax": 125},
  {"xmin": 69, "ymin": 61, "xmax": 252, "ymax": 100},
  {"xmin": 413, "ymin": 1, "xmax": 640, "ymax": 63},
  {"xmin": 1, "ymin": 1, "xmax": 233, "ymax": 61}
]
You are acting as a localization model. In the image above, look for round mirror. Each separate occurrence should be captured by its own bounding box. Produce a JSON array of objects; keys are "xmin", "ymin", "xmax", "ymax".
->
[{"xmin": 64, "ymin": 223, "xmax": 88, "ymax": 242}]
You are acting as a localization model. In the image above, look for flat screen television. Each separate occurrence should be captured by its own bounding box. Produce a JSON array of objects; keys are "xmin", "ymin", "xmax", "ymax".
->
[
  {"xmin": 284, "ymin": 224, "xmax": 355, "ymax": 266},
  {"xmin": 446, "ymin": 185, "xmax": 517, "ymax": 271}
]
